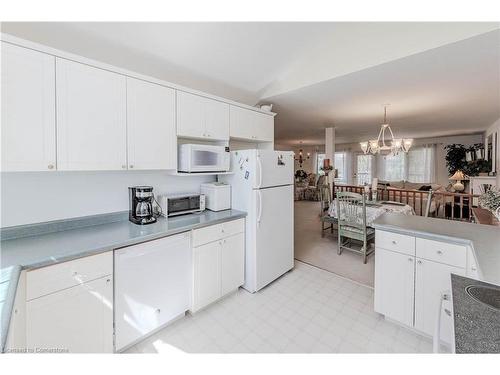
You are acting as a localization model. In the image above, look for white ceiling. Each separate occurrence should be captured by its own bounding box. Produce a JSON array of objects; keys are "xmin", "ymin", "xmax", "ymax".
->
[
  {"xmin": 270, "ymin": 29, "xmax": 500, "ymax": 145},
  {"xmin": 2, "ymin": 22, "xmax": 499, "ymax": 145}
]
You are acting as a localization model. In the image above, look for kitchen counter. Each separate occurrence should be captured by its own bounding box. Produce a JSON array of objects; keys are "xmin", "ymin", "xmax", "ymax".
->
[
  {"xmin": 372, "ymin": 214, "xmax": 500, "ymax": 286},
  {"xmin": 0, "ymin": 209, "xmax": 246, "ymax": 352},
  {"xmin": 451, "ymin": 274, "xmax": 500, "ymax": 353}
]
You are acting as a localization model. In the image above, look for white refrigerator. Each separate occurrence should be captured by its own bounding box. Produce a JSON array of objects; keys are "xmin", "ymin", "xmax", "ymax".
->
[{"xmin": 221, "ymin": 149, "xmax": 294, "ymax": 293}]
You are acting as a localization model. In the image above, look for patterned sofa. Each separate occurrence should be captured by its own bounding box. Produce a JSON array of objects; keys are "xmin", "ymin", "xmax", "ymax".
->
[{"xmin": 295, "ymin": 174, "xmax": 326, "ymax": 201}]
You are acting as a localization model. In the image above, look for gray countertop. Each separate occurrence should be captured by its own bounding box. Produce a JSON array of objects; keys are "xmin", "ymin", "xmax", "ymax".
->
[
  {"xmin": 372, "ymin": 213, "xmax": 500, "ymax": 286},
  {"xmin": 451, "ymin": 274, "xmax": 500, "ymax": 353},
  {"xmin": 0, "ymin": 209, "xmax": 246, "ymax": 352}
]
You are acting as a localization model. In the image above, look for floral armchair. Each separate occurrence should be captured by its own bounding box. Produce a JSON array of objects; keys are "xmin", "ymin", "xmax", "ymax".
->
[{"xmin": 295, "ymin": 172, "xmax": 327, "ymax": 201}]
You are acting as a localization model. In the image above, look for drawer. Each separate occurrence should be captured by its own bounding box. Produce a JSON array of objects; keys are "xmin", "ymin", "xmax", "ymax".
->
[
  {"xmin": 192, "ymin": 218, "xmax": 244, "ymax": 247},
  {"xmin": 27, "ymin": 251, "xmax": 113, "ymax": 301},
  {"xmin": 375, "ymin": 230, "xmax": 415, "ymax": 256},
  {"xmin": 416, "ymin": 237, "xmax": 467, "ymax": 268}
]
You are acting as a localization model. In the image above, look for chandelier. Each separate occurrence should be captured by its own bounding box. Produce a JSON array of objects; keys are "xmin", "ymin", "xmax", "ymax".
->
[
  {"xmin": 360, "ymin": 105, "xmax": 413, "ymax": 155},
  {"xmin": 294, "ymin": 142, "xmax": 310, "ymax": 168}
]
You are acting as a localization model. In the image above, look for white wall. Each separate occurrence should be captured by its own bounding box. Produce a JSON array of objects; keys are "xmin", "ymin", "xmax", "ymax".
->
[
  {"xmin": 485, "ymin": 117, "xmax": 500, "ymax": 186},
  {"xmin": 336, "ymin": 133, "xmax": 484, "ymax": 186},
  {"xmin": 0, "ymin": 171, "xmax": 214, "ymax": 227}
]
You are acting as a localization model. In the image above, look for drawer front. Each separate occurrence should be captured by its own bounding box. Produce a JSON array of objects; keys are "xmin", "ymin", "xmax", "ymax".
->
[
  {"xmin": 27, "ymin": 251, "xmax": 113, "ymax": 301},
  {"xmin": 192, "ymin": 218, "xmax": 245, "ymax": 247},
  {"xmin": 221, "ymin": 218, "xmax": 245, "ymax": 238},
  {"xmin": 375, "ymin": 230, "xmax": 415, "ymax": 256},
  {"xmin": 416, "ymin": 238, "xmax": 467, "ymax": 268}
]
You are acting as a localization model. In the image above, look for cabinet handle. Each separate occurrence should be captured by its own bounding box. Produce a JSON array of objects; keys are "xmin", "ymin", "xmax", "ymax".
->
[
  {"xmin": 129, "ymin": 165, "xmax": 134, "ymax": 169},
  {"xmin": 73, "ymin": 271, "xmax": 78, "ymax": 276},
  {"xmin": 471, "ymin": 266, "xmax": 477, "ymax": 271},
  {"xmin": 47, "ymin": 164, "xmax": 54, "ymax": 170},
  {"xmin": 156, "ymin": 308, "xmax": 161, "ymax": 314},
  {"xmin": 392, "ymin": 240, "xmax": 397, "ymax": 245},
  {"xmin": 408, "ymin": 257, "xmax": 413, "ymax": 262},
  {"xmin": 444, "ymin": 308, "xmax": 451, "ymax": 317},
  {"xmin": 437, "ymin": 250, "xmax": 443, "ymax": 255},
  {"xmin": 122, "ymin": 165, "xmax": 127, "ymax": 169},
  {"xmin": 417, "ymin": 260, "xmax": 423, "ymax": 265},
  {"xmin": 106, "ymin": 278, "xmax": 111, "ymax": 283},
  {"xmin": 221, "ymin": 228, "xmax": 225, "ymax": 233}
]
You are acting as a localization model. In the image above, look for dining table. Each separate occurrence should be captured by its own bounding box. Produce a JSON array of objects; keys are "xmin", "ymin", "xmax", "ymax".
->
[{"xmin": 328, "ymin": 200, "xmax": 415, "ymax": 227}]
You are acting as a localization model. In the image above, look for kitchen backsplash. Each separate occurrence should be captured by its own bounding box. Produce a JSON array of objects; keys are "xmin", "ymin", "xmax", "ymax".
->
[{"xmin": 0, "ymin": 171, "xmax": 214, "ymax": 227}]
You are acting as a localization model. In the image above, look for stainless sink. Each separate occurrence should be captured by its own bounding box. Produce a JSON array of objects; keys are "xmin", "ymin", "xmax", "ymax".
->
[{"xmin": 465, "ymin": 285, "xmax": 500, "ymax": 311}]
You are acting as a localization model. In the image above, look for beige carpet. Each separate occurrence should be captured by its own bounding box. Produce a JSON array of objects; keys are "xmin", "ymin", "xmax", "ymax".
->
[{"xmin": 294, "ymin": 200, "xmax": 375, "ymax": 287}]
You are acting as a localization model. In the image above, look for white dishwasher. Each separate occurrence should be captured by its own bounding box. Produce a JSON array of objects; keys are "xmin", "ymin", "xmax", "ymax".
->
[{"xmin": 114, "ymin": 232, "xmax": 191, "ymax": 351}]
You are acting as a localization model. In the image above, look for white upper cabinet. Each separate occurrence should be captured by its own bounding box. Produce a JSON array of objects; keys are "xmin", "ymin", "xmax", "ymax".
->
[
  {"xmin": 177, "ymin": 91, "xmax": 229, "ymax": 141},
  {"xmin": 126, "ymin": 78, "xmax": 176, "ymax": 170},
  {"xmin": 1, "ymin": 42, "xmax": 56, "ymax": 171},
  {"xmin": 56, "ymin": 58, "xmax": 127, "ymax": 170},
  {"xmin": 229, "ymin": 105, "xmax": 274, "ymax": 142}
]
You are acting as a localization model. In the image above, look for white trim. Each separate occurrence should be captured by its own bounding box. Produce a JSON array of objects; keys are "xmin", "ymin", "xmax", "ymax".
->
[{"xmin": 0, "ymin": 32, "xmax": 276, "ymax": 118}]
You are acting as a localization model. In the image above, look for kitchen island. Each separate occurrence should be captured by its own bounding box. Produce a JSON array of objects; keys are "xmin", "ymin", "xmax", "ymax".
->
[{"xmin": 372, "ymin": 213, "xmax": 500, "ymax": 353}]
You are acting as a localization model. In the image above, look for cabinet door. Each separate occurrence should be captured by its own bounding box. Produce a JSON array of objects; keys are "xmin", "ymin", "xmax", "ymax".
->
[
  {"xmin": 1, "ymin": 42, "xmax": 56, "ymax": 171},
  {"xmin": 414, "ymin": 259, "xmax": 465, "ymax": 340},
  {"xmin": 114, "ymin": 233, "xmax": 191, "ymax": 351},
  {"xmin": 56, "ymin": 58, "xmax": 127, "ymax": 170},
  {"xmin": 127, "ymin": 78, "xmax": 176, "ymax": 170},
  {"xmin": 253, "ymin": 111, "xmax": 274, "ymax": 142},
  {"xmin": 192, "ymin": 241, "xmax": 221, "ymax": 311},
  {"xmin": 230, "ymin": 105, "xmax": 255, "ymax": 140},
  {"xmin": 374, "ymin": 248, "xmax": 415, "ymax": 327},
  {"xmin": 204, "ymin": 99, "xmax": 229, "ymax": 140},
  {"xmin": 26, "ymin": 276, "xmax": 113, "ymax": 353},
  {"xmin": 221, "ymin": 233, "xmax": 245, "ymax": 295},
  {"xmin": 176, "ymin": 91, "xmax": 205, "ymax": 138}
]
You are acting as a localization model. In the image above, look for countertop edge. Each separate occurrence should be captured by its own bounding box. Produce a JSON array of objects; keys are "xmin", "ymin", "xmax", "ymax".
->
[{"xmin": 1, "ymin": 266, "xmax": 21, "ymax": 353}]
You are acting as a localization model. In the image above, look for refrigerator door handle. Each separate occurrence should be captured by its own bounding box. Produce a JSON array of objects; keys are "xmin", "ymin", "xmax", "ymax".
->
[
  {"xmin": 257, "ymin": 190, "xmax": 263, "ymax": 225},
  {"xmin": 257, "ymin": 155, "xmax": 263, "ymax": 188}
]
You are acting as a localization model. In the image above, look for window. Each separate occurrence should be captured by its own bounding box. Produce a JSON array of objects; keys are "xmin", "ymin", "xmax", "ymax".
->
[
  {"xmin": 381, "ymin": 153, "xmax": 406, "ymax": 181},
  {"xmin": 316, "ymin": 152, "xmax": 347, "ymax": 183},
  {"xmin": 357, "ymin": 154, "xmax": 373, "ymax": 185},
  {"xmin": 408, "ymin": 146, "xmax": 436, "ymax": 183},
  {"xmin": 316, "ymin": 153, "xmax": 326, "ymax": 175}
]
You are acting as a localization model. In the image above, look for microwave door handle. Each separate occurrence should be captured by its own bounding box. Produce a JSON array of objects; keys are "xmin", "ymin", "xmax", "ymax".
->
[
  {"xmin": 257, "ymin": 155, "xmax": 263, "ymax": 188},
  {"xmin": 257, "ymin": 190, "xmax": 263, "ymax": 226}
]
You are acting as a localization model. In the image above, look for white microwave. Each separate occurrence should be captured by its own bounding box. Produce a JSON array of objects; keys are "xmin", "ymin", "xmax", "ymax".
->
[{"xmin": 178, "ymin": 144, "xmax": 230, "ymax": 173}]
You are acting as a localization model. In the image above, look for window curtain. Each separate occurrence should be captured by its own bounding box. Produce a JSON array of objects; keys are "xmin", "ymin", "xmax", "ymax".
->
[{"xmin": 407, "ymin": 144, "xmax": 437, "ymax": 183}]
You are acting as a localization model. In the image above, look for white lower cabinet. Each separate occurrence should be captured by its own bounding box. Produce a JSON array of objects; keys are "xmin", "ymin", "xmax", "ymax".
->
[
  {"xmin": 414, "ymin": 259, "xmax": 465, "ymax": 341},
  {"xmin": 191, "ymin": 221, "xmax": 245, "ymax": 312},
  {"xmin": 114, "ymin": 232, "xmax": 191, "ymax": 351},
  {"xmin": 26, "ymin": 276, "xmax": 114, "ymax": 353},
  {"xmin": 193, "ymin": 241, "xmax": 222, "ymax": 310},
  {"xmin": 375, "ymin": 230, "xmax": 467, "ymax": 343},
  {"xmin": 374, "ymin": 248, "xmax": 415, "ymax": 327},
  {"xmin": 25, "ymin": 252, "xmax": 114, "ymax": 353}
]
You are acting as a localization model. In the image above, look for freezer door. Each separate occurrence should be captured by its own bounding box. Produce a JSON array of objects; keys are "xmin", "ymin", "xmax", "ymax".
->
[
  {"xmin": 255, "ymin": 184, "xmax": 294, "ymax": 291},
  {"xmin": 256, "ymin": 150, "xmax": 294, "ymax": 189}
]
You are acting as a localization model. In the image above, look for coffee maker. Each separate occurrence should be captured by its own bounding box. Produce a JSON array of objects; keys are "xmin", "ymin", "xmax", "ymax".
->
[{"xmin": 128, "ymin": 186, "xmax": 157, "ymax": 225}]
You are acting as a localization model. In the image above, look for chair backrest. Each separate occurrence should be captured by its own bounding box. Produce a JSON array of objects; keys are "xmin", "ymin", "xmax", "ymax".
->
[
  {"xmin": 319, "ymin": 184, "xmax": 331, "ymax": 213},
  {"xmin": 424, "ymin": 189, "xmax": 433, "ymax": 217},
  {"xmin": 336, "ymin": 191, "xmax": 367, "ymax": 229}
]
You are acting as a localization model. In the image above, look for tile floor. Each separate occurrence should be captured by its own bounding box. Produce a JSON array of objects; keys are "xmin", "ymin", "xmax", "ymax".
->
[{"xmin": 125, "ymin": 261, "xmax": 432, "ymax": 353}]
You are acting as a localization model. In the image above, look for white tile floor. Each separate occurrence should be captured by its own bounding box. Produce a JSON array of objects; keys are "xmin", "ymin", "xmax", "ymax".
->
[{"xmin": 125, "ymin": 261, "xmax": 432, "ymax": 353}]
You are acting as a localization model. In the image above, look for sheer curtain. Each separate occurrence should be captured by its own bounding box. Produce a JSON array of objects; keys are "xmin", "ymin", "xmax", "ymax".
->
[{"xmin": 407, "ymin": 144, "xmax": 437, "ymax": 183}]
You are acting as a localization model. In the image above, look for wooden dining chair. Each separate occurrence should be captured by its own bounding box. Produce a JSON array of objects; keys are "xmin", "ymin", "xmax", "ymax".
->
[
  {"xmin": 336, "ymin": 191, "xmax": 375, "ymax": 264},
  {"xmin": 319, "ymin": 183, "xmax": 337, "ymax": 237}
]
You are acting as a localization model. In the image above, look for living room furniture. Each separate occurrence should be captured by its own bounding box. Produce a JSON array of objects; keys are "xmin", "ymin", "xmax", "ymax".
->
[
  {"xmin": 336, "ymin": 192, "xmax": 375, "ymax": 264},
  {"xmin": 469, "ymin": 176, "xmax": 497, "ymax": 206},
  {"xmin": 294, "ymin": 174, "xmax": 326, "ymax": 201},
  {"xmin": 472, "ymin": 207, "xmax": 500, "ymax": 226}
]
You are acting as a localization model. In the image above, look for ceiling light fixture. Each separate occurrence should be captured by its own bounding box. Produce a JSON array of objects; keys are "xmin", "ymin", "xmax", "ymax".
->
[
  {"xmin": 360, "ymin": 105, "xmax": 413, "ymax": 156},
  {"xmin": 294, "ymin": 141, "xmax": 310, "ymax": 168}
]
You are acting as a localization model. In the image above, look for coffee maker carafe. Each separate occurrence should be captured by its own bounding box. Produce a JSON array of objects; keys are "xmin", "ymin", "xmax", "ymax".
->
[{"xmin": 128, "ymin": 186, "xmax": 157, "ymax": 225}]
